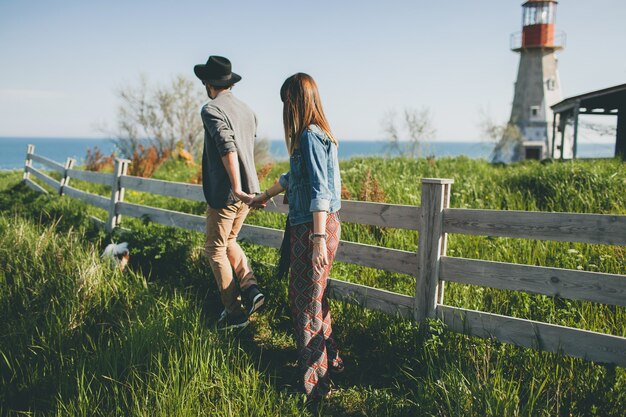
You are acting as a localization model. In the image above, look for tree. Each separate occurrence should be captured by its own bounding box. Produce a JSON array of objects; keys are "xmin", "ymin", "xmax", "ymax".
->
[
  {"xmin": 100, "ymin": 74, "xmax": 271, "ymax": 173},
  {"xmin": 105, "ymin": 73, "xmax": 271, "ymax": 172},
  {"xmin": 479, "ymin": 109, "xmax": 523, "ymax": 163},
  {"xmin": 382, "ymin": 107, "xmax": 436, "ymax": 158},
  {"xmin": 382, "ymin": 110, "xmax": 401, "ymax": 156},
  {"xmin": 111, "ymin": 74, "xmax": 205, "ymax": 159},
  {"xmin": 489, "ymin": 122, "xmax": 523, "ymax": 163}
]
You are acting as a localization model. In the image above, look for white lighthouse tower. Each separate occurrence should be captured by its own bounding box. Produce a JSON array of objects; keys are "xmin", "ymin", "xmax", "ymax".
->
[{"xmin": 498, "ymin": 0, "xmax": 568, "ymax": 161}]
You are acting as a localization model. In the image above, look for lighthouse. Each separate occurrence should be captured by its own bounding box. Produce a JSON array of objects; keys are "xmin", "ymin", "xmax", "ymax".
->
[{"xmin": 499, "ymin": 0, "xmax": 568, "ymax": 161}]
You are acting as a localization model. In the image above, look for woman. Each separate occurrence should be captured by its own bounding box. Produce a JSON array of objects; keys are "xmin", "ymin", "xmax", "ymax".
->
[{"xmin": 252, "ymin": 73, "xmax": 343, "ymax": 400}]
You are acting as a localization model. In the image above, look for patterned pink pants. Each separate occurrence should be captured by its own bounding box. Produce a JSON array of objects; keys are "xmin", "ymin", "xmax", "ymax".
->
[{"xmin": 288, "ymin": 212, "xmax": 342, "ymax": 399}]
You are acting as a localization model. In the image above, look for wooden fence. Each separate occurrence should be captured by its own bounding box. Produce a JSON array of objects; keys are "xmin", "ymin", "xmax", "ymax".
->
[{"xmin": 22, "ymin": 145, "xmax": 626, "ymax": 367}]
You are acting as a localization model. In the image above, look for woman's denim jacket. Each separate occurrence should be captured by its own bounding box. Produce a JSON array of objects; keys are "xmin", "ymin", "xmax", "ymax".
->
[{"xmin": 279, "ymin": 125, "xmax": 341, "ymax": 225}]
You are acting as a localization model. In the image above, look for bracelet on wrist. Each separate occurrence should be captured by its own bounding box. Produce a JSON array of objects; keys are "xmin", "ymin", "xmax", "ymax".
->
[
  {"xmin": 264, "ymin": 190, "xmax": 272, "ymax": 200},
  {"xmin": 310, "ymin": 233, "xmax": 327, "ymax": 242}
]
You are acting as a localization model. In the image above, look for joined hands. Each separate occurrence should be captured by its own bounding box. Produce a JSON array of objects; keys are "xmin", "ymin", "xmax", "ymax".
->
[{"xmin": 234, "ymin": 190, "xmax": 268, "ymax": 209}]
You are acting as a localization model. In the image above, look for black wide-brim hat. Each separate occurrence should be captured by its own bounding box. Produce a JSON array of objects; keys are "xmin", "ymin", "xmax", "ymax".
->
[{"xmin": 194, "ymin": 55, "xmax": 241, "ymax": 87}]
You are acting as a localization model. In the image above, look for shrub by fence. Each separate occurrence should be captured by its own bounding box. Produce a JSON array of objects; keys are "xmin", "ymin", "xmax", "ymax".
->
[{"xmin": 22, "ymin": 146, "xmax": 626, "ymax": 367}]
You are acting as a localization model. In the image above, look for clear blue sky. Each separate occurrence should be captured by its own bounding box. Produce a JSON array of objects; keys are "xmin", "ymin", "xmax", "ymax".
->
[{"xmin": 1, "ymin": 0, "xmax": 625, "ymax": 141}]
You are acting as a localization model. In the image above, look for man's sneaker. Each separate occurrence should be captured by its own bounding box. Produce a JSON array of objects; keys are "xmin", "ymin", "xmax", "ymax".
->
[
  {"xmin": 241, "ymin": 284, "xmax": 265, "ymax": 316},
  {"xmin": 217, "ymin": 312, "xmax": 249, "ymax": 331},
  {"xmin": 218, "ymin": 309, "xmax": 227, "ymax": 322},
  {"xmin": 329, "ymin": 359, "xmax": 345, "ymax": 374}
]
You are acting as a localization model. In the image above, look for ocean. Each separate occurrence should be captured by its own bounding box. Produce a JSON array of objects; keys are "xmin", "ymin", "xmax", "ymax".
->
[{"xmin": 0, "ymin": 137, "xmax": 616, "ymax": 171}]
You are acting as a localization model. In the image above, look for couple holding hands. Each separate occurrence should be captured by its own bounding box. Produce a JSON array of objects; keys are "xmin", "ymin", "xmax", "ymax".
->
[{"xmin": 195, "ymin": 55, "xmax": 342, "ymax": 399}]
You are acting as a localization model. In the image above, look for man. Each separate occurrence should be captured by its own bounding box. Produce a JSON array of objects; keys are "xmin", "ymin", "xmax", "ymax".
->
[{"xmin": 194, "ymin": 55, "xmax": 264, "ymax": 330}]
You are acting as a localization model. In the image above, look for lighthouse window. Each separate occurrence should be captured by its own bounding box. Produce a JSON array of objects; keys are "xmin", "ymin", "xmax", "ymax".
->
[
  {"xmin": 524, "ymin": 3, "xmax": 555, "ymax": 25},
  {"xmin": 546, "ymin": 78, "xmax": 556, "ymax": 91},
  {"xmin": 524, "ymin": 7, "xmax": 537, "ymax": 25},
  {"xmin": 530, "ymin": 106, "xmax": 541, "ymax": 119}
]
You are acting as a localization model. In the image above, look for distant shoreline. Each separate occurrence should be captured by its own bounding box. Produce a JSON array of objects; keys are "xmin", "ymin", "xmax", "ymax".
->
[
  {"xmin": 1, "ymin": 137, "xmax": 617, "ymax": 170},
  {"xmin": 0, "ymin": 136, "xmax": 616, "ymax": 144}
]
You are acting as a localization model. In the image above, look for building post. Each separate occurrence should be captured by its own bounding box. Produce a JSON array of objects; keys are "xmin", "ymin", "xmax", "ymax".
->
[
  {"xmin": 616, "ymin": 106, "xmax": 626, "ymax": 161},
  {"xmin": 415, "ymin": 178, "xmax": 453, "ymax": 322},
  {"xmin": 559, "ymin": 113, "xmax": 567, "ymax": 160},
  {"xmin": 107, "ymin": 158, "xmax": 130, "ymax": 232},
  {"xmin": 23, "ymin": 144, "xmax": 34, "ymax": 181},
  {"xmin": 572, "ymin": 100, "xmax": 580, "ymax": 159},
  {"xmin": 59, "ymin": 158, "xmax": 75, "ymax": 196},
  {"xmin": 551, "ymin": 112, "xmax": 557, "ymax": 159}
]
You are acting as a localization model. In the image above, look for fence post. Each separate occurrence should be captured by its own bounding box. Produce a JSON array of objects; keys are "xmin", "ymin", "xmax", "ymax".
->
[
  {"xmin": 23, "ymin": 144, "xmax": 35, "ymax": 180},
  {"xmin": 414, "ymin": 178, "xmax": 453, "ymax": 322},
  {"xmin": 59, "ymin": 158, "xmax": 75, "ymax": 196},
  {"xmin": 107, "ymin": 158, "xmax": 130, "ymax": 232}
]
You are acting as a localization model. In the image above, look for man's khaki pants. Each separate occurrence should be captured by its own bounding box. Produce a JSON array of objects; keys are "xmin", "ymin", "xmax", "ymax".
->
[{"xmin": 206, "ymin": 201, "xmax": 257, "ymax": 315}]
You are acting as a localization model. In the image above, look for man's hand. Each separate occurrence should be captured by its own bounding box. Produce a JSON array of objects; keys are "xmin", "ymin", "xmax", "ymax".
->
[
  {"xmin": 249, "ymin": 193, "xmax": 268, "ymax": 209},
  {"xmin": 233, "ymin": 190, "xmax": 253, "ymax": 205}
]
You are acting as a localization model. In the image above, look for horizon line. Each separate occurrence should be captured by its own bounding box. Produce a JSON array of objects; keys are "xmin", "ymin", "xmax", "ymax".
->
[{"xmin": 0, "ymin": 136, "xmax": 617, "ymax": 145}]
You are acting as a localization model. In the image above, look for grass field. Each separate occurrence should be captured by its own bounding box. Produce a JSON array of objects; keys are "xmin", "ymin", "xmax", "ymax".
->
[{"xmin": 1, "ymin": 156, "xmax": 625, "ymax": 416}]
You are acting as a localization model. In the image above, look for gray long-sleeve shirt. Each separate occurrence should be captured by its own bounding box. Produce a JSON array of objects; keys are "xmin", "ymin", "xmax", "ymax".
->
[{"xmin": 201, "ymin": 91, "xmax": 260, "ymax": 208}]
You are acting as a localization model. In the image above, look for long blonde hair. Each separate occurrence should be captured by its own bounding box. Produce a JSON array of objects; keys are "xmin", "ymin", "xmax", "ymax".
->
[{"xmin": 280, "ymin": 73, "xmax": 336, "ymax": 155}]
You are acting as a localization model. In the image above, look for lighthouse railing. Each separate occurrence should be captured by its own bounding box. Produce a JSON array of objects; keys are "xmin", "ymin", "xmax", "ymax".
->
[{"xmin": 510, "ymin": 30, "xmax": 566, "ymax": 51}]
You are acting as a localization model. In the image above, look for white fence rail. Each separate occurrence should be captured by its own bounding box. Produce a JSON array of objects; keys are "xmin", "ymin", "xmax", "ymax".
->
[{"xmin": 22, "ymin": 145, "xmax": 626, "ymax": 367}]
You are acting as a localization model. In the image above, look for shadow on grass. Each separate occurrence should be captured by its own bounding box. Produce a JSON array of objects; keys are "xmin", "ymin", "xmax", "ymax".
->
[
  {"xmin": 4, "ymin": 182, "xmax": 624, "ymax": 416},
  {"xmin": 0, "ymin": 184, "xmax": 431, "ymax": 416},
  {"xmin": 114, "ymin": 230, "xmax": 432, "ymax": 416}
]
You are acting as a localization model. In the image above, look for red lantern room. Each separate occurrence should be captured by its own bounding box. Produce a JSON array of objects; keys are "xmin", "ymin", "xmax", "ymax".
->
[{"xmin": 521, "ymin": 0, "xmax": 560, "ymax": 49}]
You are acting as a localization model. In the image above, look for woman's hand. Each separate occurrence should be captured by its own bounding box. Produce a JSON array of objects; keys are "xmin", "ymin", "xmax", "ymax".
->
[
  {"xmin": 312, "ymin": 237, "xmax": 328, "ymax": 276},
  {"xmin": 248, "ymin": 181, "xmax": 284, "ymax": 209},
  {"xmin": 249, "ymin": 193, "xmax": 268, "ymax": 209}
]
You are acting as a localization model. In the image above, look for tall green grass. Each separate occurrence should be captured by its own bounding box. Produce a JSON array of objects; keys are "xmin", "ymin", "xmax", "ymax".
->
[
  {"xmin": 0, "ymin": 208, "xmax": 306, "ymax": 415},
  {"xmin": 1, "ymin": 156, "xmax": 625, "ymax": 416}
]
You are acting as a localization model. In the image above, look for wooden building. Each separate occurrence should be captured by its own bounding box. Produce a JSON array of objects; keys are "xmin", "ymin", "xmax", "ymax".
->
[{"xmin": 550, "ymin": 83, "xmax": 626, "ymax": 160}]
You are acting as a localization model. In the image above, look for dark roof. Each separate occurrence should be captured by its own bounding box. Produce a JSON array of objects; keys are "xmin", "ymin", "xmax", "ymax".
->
[
  {"xmin": 551, "ymin": 83, "xmax": 626, "ymax": 114},
  {"xmin": 523, "ymin": 0, "xmax": 558, "ymax": 5}
]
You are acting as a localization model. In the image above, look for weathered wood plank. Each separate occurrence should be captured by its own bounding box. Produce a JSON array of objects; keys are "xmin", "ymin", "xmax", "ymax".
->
[
  {"xmin": 263, "ymin": 195, "xmax": 420, "ymax": 230},
  {"xmin": 437, "ymin": 304, "xmax": 626, "ymax": 367},
  {"xmin": 120, "ymin": 176, "xmax": 205, "ymax": 202},
  {"xmin": 328, "ymin": 278, "xmax": 414, "ymax": 319},
  {"xmin": 67, "ymin": 169, "xmax": 114, "ymax": 186},
  {"xmin": 23, "ymin": 144, "xmax": 35, "ymax": 180},
  {"xmin": 337, "ymin": 241, "xmax": 417, "ymax": 276},
  {"xmin": 239, "ymin": 224, "xmax": 284, "ymax": 247},
  {"xmin": 107, "ymin": 159, "xmax": 130, "ymax": 231},
  {"xmin": 63, "ymin": 186, "xmax": 110, "ymax": 210},
  {"xmin": 440, "ymin": 257, "xmax": 626, "ymax": 307},
  {"xmin": 444, "ymin": 208, "xmax": 626, "ymax": 246},
  {"xmin": 28, "ymin": 166, "xmax": 61, "ymax": 192},
  {"xmin": 29, "ymin": 153, "xmax": 65, "ymax": 172},
  {"xmin": 114, "ymin": 203, "xmax": 275, "ymax": 239},
  {"xmin": 238, "ymin": 223, "xmax": 417, "ymax": 275},
  {"xmin": 415, "ymin": 179, "xmax": 453, "ymax": 321},
  {"xmin": 89, "ymin": 215, "xmax": 106, "ymax": 229},
  {"xmin": 117, "ymin": 202, "xmax": 206, "ymax": 232},
  {"xmin": 59, "ymin": 158, "xmax": 75, "ymax": 196},
  {"xmin": 110, "ymin": 215, "xmax": 382, "ymax": 258},
  {"xmin": 117, "ymin": 176, "xmax": 419, "ymax": 230},
  {"xmin": 338, "ymin": 200, "xmax": 420, "ymax": 230},
  {"xmin": 24, "ymin": 178, "xmax": 48, "ymax": 194}
]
